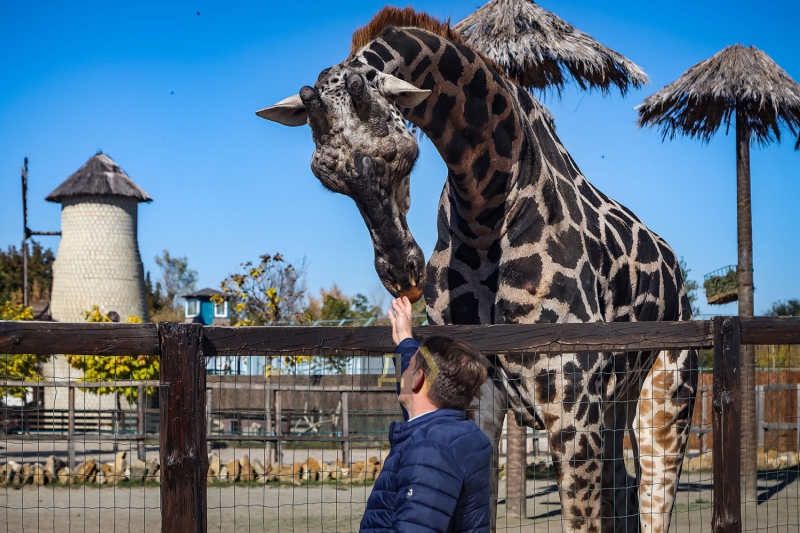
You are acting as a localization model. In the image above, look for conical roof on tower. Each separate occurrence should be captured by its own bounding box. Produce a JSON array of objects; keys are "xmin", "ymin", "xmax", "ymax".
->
[{"xmin": 46, "ymin": 152, "xmax": 152, "ymax": 203}]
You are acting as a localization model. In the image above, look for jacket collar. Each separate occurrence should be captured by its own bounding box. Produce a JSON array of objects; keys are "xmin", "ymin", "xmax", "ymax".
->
[{"xmin": 388, "ymin": 409, "xmax": 466, "ymax": 446}]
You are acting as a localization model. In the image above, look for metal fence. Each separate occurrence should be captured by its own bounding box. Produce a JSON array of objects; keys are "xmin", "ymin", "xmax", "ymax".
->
[{"xmin": 1, "ymin": 317, "xmax": 800, "ymax": 533}]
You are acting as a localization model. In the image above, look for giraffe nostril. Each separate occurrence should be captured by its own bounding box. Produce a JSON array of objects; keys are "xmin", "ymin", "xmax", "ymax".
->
[
  {"xmin": 346, "ymin": 73, "xmax": 365, "ymax": 96},
  {"xmin": 406, "ymin": 261, "xmax": 418, "ymax": 285}
]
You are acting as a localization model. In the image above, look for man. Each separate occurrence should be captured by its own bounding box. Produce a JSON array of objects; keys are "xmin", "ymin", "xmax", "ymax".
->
[{"xmin": 360, "ymin": 297, "xmax": 492, "ymax": 533}]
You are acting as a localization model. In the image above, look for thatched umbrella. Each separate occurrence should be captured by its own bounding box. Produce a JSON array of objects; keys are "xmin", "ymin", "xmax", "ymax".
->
[
  {"xmin": 637, "ymin": 43, "xmax": 800, "ymax": 501},
  {"xmin": 454, "ymin": 0, "xmax": 648, "ymax": 94}
]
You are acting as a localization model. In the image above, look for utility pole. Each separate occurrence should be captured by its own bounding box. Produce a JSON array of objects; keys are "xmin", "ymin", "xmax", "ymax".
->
[
  {"xmin": 21, "ymin": 157, "xmax": 61, "ymax": 308},
  {"xmin": 21, "ymin": 158, "xmax": 29, "ymax": 307}
]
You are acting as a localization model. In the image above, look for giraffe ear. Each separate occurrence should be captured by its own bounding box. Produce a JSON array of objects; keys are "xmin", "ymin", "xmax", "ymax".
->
[
  {"xmin": 255, "ymin": 95, "xmax": 307, "ymax": 126},
  {"xmin": 379, "ymin": 75, "xmax": 431, "ymax": 108}
]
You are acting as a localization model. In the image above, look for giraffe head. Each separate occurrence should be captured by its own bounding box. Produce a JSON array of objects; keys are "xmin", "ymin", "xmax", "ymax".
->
[{"xmin": 257, "ymin": 61, "xmax": 431, "ymax": 302}]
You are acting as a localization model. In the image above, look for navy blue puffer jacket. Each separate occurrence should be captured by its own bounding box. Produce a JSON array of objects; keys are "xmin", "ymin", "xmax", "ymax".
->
[{"xmin": 359, "ymin": 409, "xmax": 492, "ymax": 533}]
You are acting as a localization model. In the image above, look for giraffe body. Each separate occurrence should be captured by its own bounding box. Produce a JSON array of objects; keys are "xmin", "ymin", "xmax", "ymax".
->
[{"xmin": 258, "ymin": 9, "xmax": 697, "ymax": 533}]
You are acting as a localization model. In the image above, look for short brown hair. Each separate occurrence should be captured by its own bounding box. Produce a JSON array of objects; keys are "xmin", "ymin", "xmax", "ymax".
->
[{"xmin": 414, "ymin": 336, "xmax": 487, "ymax": 411}]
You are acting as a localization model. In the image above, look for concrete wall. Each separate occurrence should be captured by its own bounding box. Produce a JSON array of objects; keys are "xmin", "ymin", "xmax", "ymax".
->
[{"xmin": 50, "ymin": 196, "xmax": 148, "ymax": 322}]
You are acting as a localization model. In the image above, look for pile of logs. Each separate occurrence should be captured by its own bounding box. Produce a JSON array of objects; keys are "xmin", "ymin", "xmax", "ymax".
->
[
  {"xmin": 0, "ymin": 450, "xmax": 385, "ymax": 487},
  {"xmin": 207, "ymin": 454, "xmax": 383, "ymax": 485},
  {"xmin": 0, "ymin": 451, "xmax": 159, "ymax": 487}
]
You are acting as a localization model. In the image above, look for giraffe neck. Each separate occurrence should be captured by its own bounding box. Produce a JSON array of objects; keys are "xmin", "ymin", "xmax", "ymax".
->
[{"xmin": 354, "ymin": 27, "xmax": 535, "ymax": 248}]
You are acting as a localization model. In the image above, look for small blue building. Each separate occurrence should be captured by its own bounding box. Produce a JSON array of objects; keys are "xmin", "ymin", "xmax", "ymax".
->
[{"xmin": 183, "ymin": 288, "xmax": 230, "ymax": 326}]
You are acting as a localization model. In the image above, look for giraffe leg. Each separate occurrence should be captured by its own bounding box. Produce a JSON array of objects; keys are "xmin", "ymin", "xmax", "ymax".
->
[
  {"xmin": 467, "ymin": 375, "xmax": 507, "ymax": 533},
  {"xmin": 536, "ymin": 352, "xmax": 605, "ymax": 533},
  {"xmin": 602, "ymin": 374, "xmax": 641, "ymax": 533},
  {"xmin": 634, "ymin": 349, "xmax": 698, "ymax": 533}
]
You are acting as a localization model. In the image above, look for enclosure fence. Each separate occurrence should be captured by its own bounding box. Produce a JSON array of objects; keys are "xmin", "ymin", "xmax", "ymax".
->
[{"xmin": 2, "ymin": 317, "xmax": 800, "ymax": 533}]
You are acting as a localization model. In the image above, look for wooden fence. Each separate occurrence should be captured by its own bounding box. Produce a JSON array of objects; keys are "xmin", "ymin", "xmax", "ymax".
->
[{"xmin": 2, "ymin": 317, "xmax": 800, "ymax": 533}]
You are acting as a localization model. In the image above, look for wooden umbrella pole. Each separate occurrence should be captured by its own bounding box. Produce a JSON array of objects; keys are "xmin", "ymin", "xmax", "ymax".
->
[
  {"xmin": 736, "ymin": 105, "xmax": 755, "ymax": 318},
  {"xmin": 736, "ymin": 105, "xmax": 757, "ymax": 503}
]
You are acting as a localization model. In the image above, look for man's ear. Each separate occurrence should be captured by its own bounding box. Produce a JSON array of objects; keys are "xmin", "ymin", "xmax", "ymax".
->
[
  {"xmin": 411, "ymin": 368, "xmax": 427, "ymax": 393},
  {"xmin": 379, "ymin": 75, "xmax": 431, "ymax": 108},
  {"xmin": 255, "ymin": 94, "xmax": 307, "ymax": 126}
]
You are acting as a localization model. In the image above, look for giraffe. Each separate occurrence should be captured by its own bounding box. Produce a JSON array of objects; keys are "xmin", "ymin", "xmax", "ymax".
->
[{"xmin": 257, "ymin": 8, "xmax": 698, "ymax": 533}]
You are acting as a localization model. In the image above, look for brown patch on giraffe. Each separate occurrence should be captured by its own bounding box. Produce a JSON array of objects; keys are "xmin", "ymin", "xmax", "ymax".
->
[
  {"xmin": 349, "ymin": 6, "xmax": 508, "ymax": 78},
  {"xmin": 541, "ymin": 411, "xmax": 560, "ymax": 427},
  {"xmin": 653, "ymin": 368, "xmax": 675, "ymax": 391}
]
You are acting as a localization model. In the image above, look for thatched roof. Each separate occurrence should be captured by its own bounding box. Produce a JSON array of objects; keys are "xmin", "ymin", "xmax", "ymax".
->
[
  {"xmin": 637, "ymin": 44, "xmax": 800, "ymax": 149},
  {"xmin": 46, "ymin": 152, "xmax": 153, "ymax": 203},
  {"xmin": 454, "ymin": 0, "xmax": 648, "ymax": 94}
]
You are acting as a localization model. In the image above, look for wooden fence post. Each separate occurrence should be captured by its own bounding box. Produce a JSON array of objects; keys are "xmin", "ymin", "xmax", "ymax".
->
[
  {"xmin": 712, "ymin": 316, "xmax": 742, "ymax": 533},
  {"xmin": 700, "ymin": 387, "xmax": 709, "ymax": 455},
  {"xmin": 137, "ymin": 384, "xmax": 146, "ymax": 462},
  {"xmin": 275, "ymin": 391, "xmax": 283, "ymax": 466},
  {"xmin": 795, "ymin": 385, "xmax": 800, "ymax": 453},
  {"xmin": 159, "ymin": 322, "xmax": 207, "ymax": 533},
  {"xmin": 755, "ymin": 386, "xmax": 765, "ymax": 451},
  {"xmin": 206, "ymin": 387, "xmax": 213, "ymax": 455},
  {"xmin": 68, "ymin": 385, "xmax": 75, "ymax": 469},
  {"xmin": 506, "ymin": 409, "xmax": 527, "ymax": 519},
  {"xmin": 341, "ymin": 392, "xmax": 350, "ymax": 466},
  {"xmin": 265, "ymin": 387, "xmax": 273, "ymax": 466}
]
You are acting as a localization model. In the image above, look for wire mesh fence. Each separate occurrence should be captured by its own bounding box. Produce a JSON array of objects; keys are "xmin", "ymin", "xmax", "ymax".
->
[
  {"xmin": 1, "ymin": 318, "xmax": 799, "ymax": 532},
  {"xmin": 0, "ymin": 363, "xmax": 161, "ymax": 532}
]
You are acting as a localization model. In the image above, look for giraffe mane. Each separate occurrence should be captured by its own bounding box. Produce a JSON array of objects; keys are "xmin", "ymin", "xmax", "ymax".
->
[{"xmin": 350, "ymin": 6, "xmax": 508, "ymax": 79}]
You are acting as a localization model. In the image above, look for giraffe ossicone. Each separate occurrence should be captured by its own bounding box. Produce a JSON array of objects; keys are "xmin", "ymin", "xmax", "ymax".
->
[{"xmin": 257, "ymin": 7, "xmax": 697, "ymax": 533}]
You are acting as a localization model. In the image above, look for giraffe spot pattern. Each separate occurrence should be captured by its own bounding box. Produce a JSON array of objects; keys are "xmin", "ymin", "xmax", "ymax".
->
[{"xmin": 292, "ymin": 21, "xmax": 699, "ymax": 533}]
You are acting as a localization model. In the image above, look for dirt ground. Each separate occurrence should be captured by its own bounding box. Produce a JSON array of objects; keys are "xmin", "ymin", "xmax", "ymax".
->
[
  {"xmin": 3, "ymin": 441, "xmax": 800, "ymax": 532},
  {"xmin": 3, "ymin": 470, "xmax": 800, "ymax": 532}
]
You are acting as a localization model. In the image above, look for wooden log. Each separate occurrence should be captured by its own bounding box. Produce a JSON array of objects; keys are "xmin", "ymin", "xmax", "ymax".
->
[
  {"xmin": 3, "ymin": 318, "xmax": 798, "ymax": 357},
  {"xmin": 0, "ymin": 321, "xmax": 159, "ymax": 355},
  {"xmin": 712, "ymin": 316, "xmax": 742, "ymax": 533},
  {"xmin": 203, "ymin": 320, "xmax": 715, "ymax": 354},
  {"xmin": 4, "ymin": 434, "xmax": 138, "ymax": 442},
  {"xmin": 159, "ymin": 322, "xmax": 207, "ymax": 533},
  {"xmin": 0, "ymin": 380, "xmax": 159, "ymax": 388},
  {"xmin": 740, "ymin": 317, "xmax": 800, "ymax": 345}
]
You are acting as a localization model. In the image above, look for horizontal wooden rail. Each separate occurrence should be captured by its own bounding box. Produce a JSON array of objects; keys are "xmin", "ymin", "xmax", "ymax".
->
[
  {"xmin": 203, "ymin": 320, "xmax": 716, "ymax": 353},
  {"xmin": 209, "ymin": 382, "xmax": 393, "ymax": 392},
  {"xmin": 740, "ymin": 317, "xmax": 800, "ymax": 345},
  {"xmin": 3, "ymin": 432, "xmax": 387, "ymax": 443},
  {"xmin": 4, "ymin": 433, "xmax": 151, "ymax": 442},
  {"xmin": 0, "ymin": 321, "xmax": 159, "ymax": 355},
  {"xmin": 2, "ymin": 317, "xmax": 799, "ymax": 356},
  {"xmin": 0, "ymin": 380, "xmax": 159, "ymax": 388}
]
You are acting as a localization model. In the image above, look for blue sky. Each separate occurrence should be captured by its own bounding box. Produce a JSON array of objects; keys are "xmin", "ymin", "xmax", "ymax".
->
[{"xmin": 1, "ymin": 0, "xmax": 798, "ymax": 316}]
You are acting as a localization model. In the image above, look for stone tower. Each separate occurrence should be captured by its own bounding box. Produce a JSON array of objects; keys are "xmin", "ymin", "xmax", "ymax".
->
[{"xmin": 47, "ymin": 152, "xmax": 152, "ymax": 322}]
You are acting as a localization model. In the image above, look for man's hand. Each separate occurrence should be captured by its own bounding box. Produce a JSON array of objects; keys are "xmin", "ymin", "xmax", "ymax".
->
[{"xmin": 387, "ymin": 296, "xmax": 414, "ymax": 345}]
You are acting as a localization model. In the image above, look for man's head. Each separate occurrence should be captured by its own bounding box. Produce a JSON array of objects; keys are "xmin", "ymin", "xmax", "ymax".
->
[
  {"xmin": 399, "ymin": 336, "xmax": 487, "ymax": 414},
  {"xmin": 256, "ymin": 61, "xmax": 431, "ymax": 302}
]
